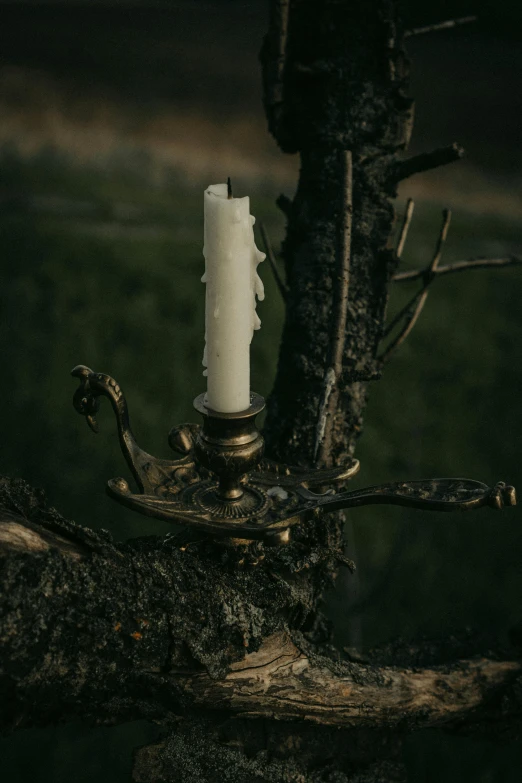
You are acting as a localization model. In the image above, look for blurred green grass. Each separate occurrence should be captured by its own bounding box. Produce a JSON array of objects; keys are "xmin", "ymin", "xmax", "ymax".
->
[
  {"xmin": 330, "ymin": 201, "xmax": 522, "ymax": 649},
  {"xmin": 0, "ymin": 147, "xmax": 286, "ymax": 539},
  {"xmin": 1, "ymin": 147, "xmax": 521, "ymax": 782}
]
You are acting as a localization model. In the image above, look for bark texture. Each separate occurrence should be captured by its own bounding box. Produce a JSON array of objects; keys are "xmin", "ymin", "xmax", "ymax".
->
[
  {"xmin": 261, "ymin": 0, "xmax": 412, "ymax": 467},
  {"xmin": 0, "ymin": 2, "xmax": 519, "ymax": 782},
  {"xmin": 1, "ymin": 480, "xmax": 521, "ymax": 783},
  {"xmin": 0, "ymin": 478, "xmax": 320, "ymax": 729}
]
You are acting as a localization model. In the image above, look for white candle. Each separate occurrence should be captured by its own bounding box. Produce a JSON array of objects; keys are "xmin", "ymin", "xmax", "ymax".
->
[{"xmin": 202, "ymin": 183, "xmax": 265, "ymax": 413}]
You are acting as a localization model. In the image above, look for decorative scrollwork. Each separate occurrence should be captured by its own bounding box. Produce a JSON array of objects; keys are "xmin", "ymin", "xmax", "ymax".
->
[
  {"xmin": 71, "ymin": 366, "xmax": 204, "ymax": 496},
  {"xmin": 72, "ymin": 366, "xmax": 517, "ymax": 544},
  {"xmin": 295, "ymin": 478, "xmax": 517, "ymax": 514}
]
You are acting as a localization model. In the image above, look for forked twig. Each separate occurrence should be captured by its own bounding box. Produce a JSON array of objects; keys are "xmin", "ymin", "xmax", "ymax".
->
[
  {"xmin": 380, "ymin": 210, "xmax": 451, "ymax": 363},
  {"xmin": 259, "ymin": 222, "xmax": 289, "ymax": 302},
  {"xmin": 394, "ymin": 256, "xmax": 522, "ymax": 282},
  {"xmin": 381, "ymin": 288, "xmax": 420, "ymax": 340}
]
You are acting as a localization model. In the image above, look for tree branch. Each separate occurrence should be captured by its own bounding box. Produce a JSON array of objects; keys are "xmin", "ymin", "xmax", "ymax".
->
[
  {"xmin": 262, "ymin": 0, "xmax": 414, "ymax": 468},
  {"xmin": 380, "ymin": 210, "xmax": 451, "ymax": 362},
  {"xmin": 315, "ymin": 150, "xmax": 353, "ymax": 466},
  {"xmin": 394, "ymin": 255, "xmax": 522, "ymax": 282},
  {"xmin": 383, "ymin": 217, "xmax": 522, "ymax": 362},
  {"xmin": 396, "ymin": 197, "xmax": 415, "ymax": 259},
  {"xmin": 405, "ymin": 16, "xmax": 477, "ymax": 38},
  {"xmin": 0, "ymin": 478, "xmax": 308, "ymax": 729},
  {"xmin": 397, "ymin": 143, "xmax": 464, "ymax": 181},
  {"xmin": 2, "ymin": 503, "xmax": 521, "ymax": 735},
  {"xmin": 429, "ymin": 207, "xmax": 452, "ymax": 271},
  {"xmin": 380, "ymin": 289, "xmax": 429, "ymax": 363},
  {"xmin": 180, "ymin": 631, "xmax": 521, "ymax": 729}
]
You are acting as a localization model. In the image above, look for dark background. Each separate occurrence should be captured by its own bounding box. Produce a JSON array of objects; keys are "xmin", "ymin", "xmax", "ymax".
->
[{"xmin": 0, "ymin": 1, "xmax": 521, "ymax": 781}]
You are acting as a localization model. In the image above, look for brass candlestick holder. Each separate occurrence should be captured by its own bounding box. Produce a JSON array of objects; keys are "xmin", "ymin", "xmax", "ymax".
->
[{"xmin": 72, "ymin": 365, "xmax": 516, "ymax": 545}]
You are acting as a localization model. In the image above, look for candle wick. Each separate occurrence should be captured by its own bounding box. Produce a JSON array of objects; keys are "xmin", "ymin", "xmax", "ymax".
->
[{"xmin": 227, "ymin": 177, "xmax": 233, "ymax": 199}]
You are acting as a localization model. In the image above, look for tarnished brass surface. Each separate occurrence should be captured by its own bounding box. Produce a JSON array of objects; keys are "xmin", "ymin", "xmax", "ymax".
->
[
  {"xmin": 193, "ymin": 392, "xmax": 266, "ymax": 503},
  {"xmin": 72, "ymin": 366, "xmax": 516, "ymax": 544}
]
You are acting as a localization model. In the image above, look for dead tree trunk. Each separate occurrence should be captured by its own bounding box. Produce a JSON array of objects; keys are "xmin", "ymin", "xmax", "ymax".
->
[
  {"xmin": 1, "ymin": 2, "xmax": 521, "ymax": 782},
  {"xmin": 261, "ymin": 0, "xmax": 411, "ymax": 468}
]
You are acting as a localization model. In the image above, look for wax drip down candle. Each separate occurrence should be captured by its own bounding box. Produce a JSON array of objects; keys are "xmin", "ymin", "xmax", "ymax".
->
[{"xmin": 202, "ymin": 182, "xmax": 266, "ymax": 413}]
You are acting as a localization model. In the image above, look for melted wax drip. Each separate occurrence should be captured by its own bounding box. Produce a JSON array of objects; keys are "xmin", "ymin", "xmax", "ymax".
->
[{"xmin": 201, "ymin": 213, "xmax": 265, "ymax": 378}]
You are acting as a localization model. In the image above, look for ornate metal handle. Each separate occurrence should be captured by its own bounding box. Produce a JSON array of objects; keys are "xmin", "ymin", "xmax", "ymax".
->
[
  {"xmin": 296, "ymin": 479, "xmax": 516, "ymax": 514},
  {"xmin": 72, "ymin": 367, "xmax": 516, "ymax": 544},
  {"xmin": 71, "ymin": 365, "xmax": 200, "ymax": 496}
]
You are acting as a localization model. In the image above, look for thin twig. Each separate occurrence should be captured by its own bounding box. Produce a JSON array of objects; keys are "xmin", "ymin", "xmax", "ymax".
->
[
  {"xmin": 394, "ymin": 255, "xmax": 522, "ymax": 282},
  {"xmin": 380, "ymin": 210, "xmax": 451, "ymax": 361},
  {"xmin": 429, "ymin": 208, "xmax": 452, "ymax": 272},
  {"xmin": 259, "ymin": 222, "xmax": 289, "ymax": 302},
  {"xmin": 315, "ymin": 153, "xmax": 357, "ymax": 652},
  {"xmin": 315, "ymin": 151, "xmax": 353, "ymax": 465},
  {"xmin": 396, "ymin": 198, "xmax": 415, "ymax": 259},
  {"xmin": 405, "ymin": 16, "xmax": 477, "ymax": 38},
  {"xmin": 331, "ymin": 151, "xmax": 353, "ymax": 374},
  {"xmin": 398, "ymin": 143, "xmax": 464, "ymax": 181},
  {"xmin": 380, "ymin": 290, "xmax": 429, "ymax": 363},
  {"xmin": 381, "ymin": 287, "xmax": 422, "ymax": 340}
]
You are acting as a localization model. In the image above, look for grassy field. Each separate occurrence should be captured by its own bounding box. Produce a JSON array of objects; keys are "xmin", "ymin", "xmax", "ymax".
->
[
  {"xmin": 1, "ymin": 143, "xmax": 521, "ymax": 782},
  {"xmin": 1, "ymin": 3, "xmax": 522, "ymax": 774},
  {"xmin": 0, "ymin": 146, "xmax": 286, "ymax": 536}
]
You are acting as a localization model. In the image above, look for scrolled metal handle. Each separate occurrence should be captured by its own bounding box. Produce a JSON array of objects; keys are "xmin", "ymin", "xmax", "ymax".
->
[{"xmin": 296, "ymin": 478, "xmax": 517, "ymax": 515}]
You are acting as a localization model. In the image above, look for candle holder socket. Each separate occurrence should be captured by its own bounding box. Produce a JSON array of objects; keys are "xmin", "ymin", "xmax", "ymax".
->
[
  {"xmin": 72, "ymin": 365, "xmax": 517, "ymax": 545},
  {"xmin": 193, "ymin": 393, "xmax": 265, "ymax": 503}
]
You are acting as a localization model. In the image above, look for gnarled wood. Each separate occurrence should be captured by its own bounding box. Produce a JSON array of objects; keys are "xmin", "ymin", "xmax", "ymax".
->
[
  {"xmin": 180, "ymin": 631, "xmax": 521, "ymax": 728},
  {"xmin": 1, "ymin": 1, "xmax": 520, "ymax": 781},
  {"xmin": 261, "ymin": 0, "xmax": 413, "ymax": 469},
  {"xmin": 1, "ymin": 499, "xmax": 520, "ymax": 739}
]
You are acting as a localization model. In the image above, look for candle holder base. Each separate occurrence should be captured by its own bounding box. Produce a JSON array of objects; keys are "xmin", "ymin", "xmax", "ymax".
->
[{"xmin": 72, "ymin": 365, "xmax": 516, "ymax": 545}]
